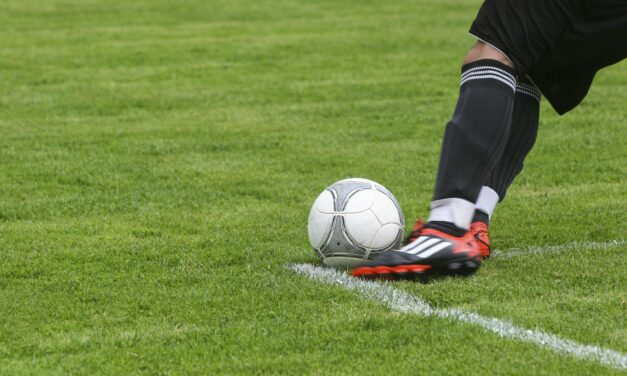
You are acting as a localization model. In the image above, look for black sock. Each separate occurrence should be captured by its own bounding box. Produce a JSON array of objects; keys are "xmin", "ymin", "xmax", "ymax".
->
[
  {"xmin": 472, "ymin": 209, "xmax": 490, "ymax": 225},
  {"xmin": 486, "ymin": 78, "xmax": 541, "ymax": 199},
  {"xmin": 433, "ymin": 59, "xmax": 517, "ymax": 203}
]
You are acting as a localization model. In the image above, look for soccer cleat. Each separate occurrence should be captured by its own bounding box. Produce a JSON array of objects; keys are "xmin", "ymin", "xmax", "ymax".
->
[
  {"xmin": 470, "ymin": 221, "xmax": 491, "ymax": 258},
  {"xmin": 403, "ymin": 219, "xmax": 427, "ymax": 246},
  {"xmin": 352, "ymin": 220, "xmax": 482, "ymax": 280}
]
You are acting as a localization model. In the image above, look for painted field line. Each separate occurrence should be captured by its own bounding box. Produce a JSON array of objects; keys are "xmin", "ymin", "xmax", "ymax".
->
[
  {"xmin": 287, "ymin": 263, "xmax": 627, "ymax": 370},
  {"xmin": 492, "ymin": 239, "xmax": 626, "ymax": 258}
]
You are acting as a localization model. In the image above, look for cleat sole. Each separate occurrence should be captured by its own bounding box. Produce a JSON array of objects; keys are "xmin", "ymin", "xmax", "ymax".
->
[
  {"xmin": 352, "ymin": 255, "xmax": 483, "ymax": 280},
  {"xmin": 352, "ymin": 264, "xmax": 432, "ymax": 280}
]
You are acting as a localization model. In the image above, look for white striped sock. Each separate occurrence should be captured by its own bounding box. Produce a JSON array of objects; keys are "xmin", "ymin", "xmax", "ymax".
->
[{"xmin": 460, "ymin": 65, "xmax": 516, "ymax": 91}]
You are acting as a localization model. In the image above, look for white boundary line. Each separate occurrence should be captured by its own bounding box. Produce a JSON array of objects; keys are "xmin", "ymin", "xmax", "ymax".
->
[
  {"xmin": 491, "ymin": 240, "xmax": 626, "ymax": 258},
  {"xmin": 287, "ymin": 263, "xmax": 627, "ymax": 370}
]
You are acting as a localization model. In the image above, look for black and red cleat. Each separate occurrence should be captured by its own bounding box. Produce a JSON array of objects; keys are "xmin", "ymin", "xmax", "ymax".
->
[
  {"xmin": 352, "ymin": 220, "xmax": 482, "ymax": 280},
  {"xmin": 470, "ymin": 221, "xmax": 491, "ymax": 258},
  {"xmin": 403, "ymin": 219, "xmax": 427, "ymax": 246}
]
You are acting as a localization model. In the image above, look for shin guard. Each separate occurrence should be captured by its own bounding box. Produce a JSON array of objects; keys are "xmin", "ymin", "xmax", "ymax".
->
[{"xmin": 431, "ymin": 60, "xmax": 517, "ymax": 228}]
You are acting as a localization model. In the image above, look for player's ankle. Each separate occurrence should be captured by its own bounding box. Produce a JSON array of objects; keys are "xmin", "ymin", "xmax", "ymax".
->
[
  {"xmin": 426, "ymin": 221, "xmax": 467, "ymax": 237},
  {"xmin": 475, "ymin": 186, "xmax": 499, "ymax": 225},
  {"xmin": 428, "ymin": 197, "xmax": 474, "ymax": 230},
  {"xmin": 472, "ymin": 210, "xmax": 490, "ymax": 226}
]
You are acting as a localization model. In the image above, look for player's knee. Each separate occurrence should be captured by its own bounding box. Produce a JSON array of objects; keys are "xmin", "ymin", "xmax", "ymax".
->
[{"xmin": 463, "ymin": 41, "xmax": 513, "ymax": 67}]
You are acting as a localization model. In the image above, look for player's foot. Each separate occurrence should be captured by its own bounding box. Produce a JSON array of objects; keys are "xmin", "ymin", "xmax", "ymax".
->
[
  {"xmin": 470, "ymin": 221, "xmax": 491, "ymax": 258},
  {"xmin": 403, "ymin": 219, "xmax": 427, "ymax": 246},
  {"xmin": 352, "ymin": 220, "xmax": 482, "ymax": 280}
]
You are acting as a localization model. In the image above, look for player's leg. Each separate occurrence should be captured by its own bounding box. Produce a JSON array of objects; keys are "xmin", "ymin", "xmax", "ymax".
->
[
  {"xmin": 352, "ymin": 42, "xmax": 515, "ymax": 279},
  {"xmin": 458, "ymin": 0, "xmax": 627, "ymax": 256},
  {"xmin": 353, "ymin": 0, "xmax": 626, "ymax": 280},
  {"xmin": 462, "ymin": 41, "xmax": 512, "ymax": 67},
  {"xmin": 471, "ymin": 78, "xmax": 542, "ymax": 256},
  {"xmin": 427, "ymin": 42, "xmax": 516, "ymax": 235}
]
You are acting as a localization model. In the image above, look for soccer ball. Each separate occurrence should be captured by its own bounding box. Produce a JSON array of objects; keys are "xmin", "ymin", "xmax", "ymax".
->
[{"xmin": 307, "ymin": 178, "xmax": 404, "ymax": 267}]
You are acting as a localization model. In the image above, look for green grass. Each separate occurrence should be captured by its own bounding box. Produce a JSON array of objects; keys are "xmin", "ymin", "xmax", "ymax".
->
[{"xmin": 0, "ymin": 0, "xmax": 625, "ymax": 374}]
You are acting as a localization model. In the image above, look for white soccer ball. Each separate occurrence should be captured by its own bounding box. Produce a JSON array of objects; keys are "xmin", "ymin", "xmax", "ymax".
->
[{"xmin": 307, "ymin": 178, "xmax": 404, "ymax": 267}]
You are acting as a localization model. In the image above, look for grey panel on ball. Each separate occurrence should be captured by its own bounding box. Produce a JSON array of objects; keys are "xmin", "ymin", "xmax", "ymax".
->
[
  {"xmin": 321, "ymin": 216, "xmax": 365, "ymax": 258},
  {"xmin": 327, "ymin": 180, "xmax": 372, "ymax": 211},
  {"xmin": 322, "ymin": 178, "xmax": 406, "ymax": 259}
]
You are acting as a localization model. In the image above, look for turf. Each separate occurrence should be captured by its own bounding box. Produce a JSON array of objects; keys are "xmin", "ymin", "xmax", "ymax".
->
[{"xmin": 0, "ymin": 0, "xmax": 625, "ymax": 374}]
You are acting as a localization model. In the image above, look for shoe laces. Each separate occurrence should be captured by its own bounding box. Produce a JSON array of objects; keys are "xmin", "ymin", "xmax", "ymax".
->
[{"xmin": 470, "ymin": 222, "xmax": 489, "ymax": 246}]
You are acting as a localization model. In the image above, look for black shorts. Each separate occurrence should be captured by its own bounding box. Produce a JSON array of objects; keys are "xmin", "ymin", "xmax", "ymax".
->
[{"xmin": 469, "ymin": 0, "xmax": 627, "ymax": 114}]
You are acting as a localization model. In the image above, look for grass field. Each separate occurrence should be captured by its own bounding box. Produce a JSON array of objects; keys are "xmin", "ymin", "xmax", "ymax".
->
[{"xmin": 1, "ymin": 0, "xmax": 625, "ymax": 374}]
